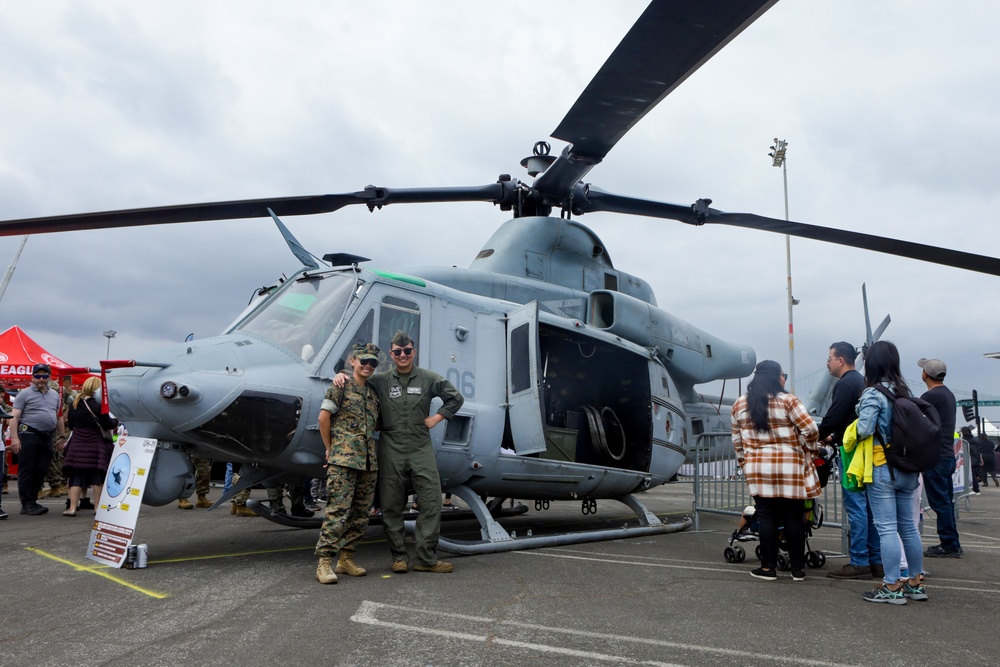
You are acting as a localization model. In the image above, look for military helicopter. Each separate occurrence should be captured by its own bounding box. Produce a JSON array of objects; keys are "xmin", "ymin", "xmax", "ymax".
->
[{"xmin": 4, "ymin": 0, "xmax": 1000, "ymax": 554}]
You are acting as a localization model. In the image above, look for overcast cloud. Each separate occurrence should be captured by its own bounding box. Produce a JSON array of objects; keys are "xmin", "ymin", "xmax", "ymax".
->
[{"xmin": 2, "ymin": 1, "xmax": 999, "ymax": 420}]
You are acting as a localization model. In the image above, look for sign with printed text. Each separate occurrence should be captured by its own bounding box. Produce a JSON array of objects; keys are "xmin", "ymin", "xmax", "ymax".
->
[{"xmin": 86, "ymin": 436, "xmax": 157, "ymax": 568}]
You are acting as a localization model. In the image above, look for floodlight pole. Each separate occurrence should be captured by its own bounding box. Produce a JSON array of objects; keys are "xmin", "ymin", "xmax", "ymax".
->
[
  {"xmin": 769, "ymin": 138, "xmax": 797, "ymax": 394},
  {"xmin": 103, "ymin": 330, "xmax": 117, "ymax": 360}
]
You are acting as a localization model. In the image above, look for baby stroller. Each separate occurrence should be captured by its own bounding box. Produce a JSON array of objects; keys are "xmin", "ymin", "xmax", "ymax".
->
[
  {"xmin": 722, "ymin": 499, "xmax": 827, "ymax": 569},
  {"xmin": 723, "ymin": 445, "xmax": 833, "ymax": 568}
]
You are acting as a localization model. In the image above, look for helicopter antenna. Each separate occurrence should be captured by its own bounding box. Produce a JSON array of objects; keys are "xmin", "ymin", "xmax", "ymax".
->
[{"xmin": 267, "ymin": 208, "xmax": 325, "ymax": 269}]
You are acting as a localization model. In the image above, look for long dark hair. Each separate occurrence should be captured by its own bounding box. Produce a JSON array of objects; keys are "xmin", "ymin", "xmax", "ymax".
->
[
  {"xmin": 747, "ymin": 360, "xmax": 785, "ymax": 433},
  {"xmin": 863, "ymin": 340, "xmax": 911, "ymax": 398}
]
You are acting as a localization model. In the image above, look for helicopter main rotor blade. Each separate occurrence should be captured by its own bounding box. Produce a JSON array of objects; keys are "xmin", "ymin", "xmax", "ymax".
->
[
  {"xmin": 0, "ymin": 184, "xmax": 509, "ymax": 237},
  {"xmin": 534, "ymin": 0, "xmax": 778, "ymax": 203},
  {"xmin": 578, "ymin": 187, "xmax": 1000, "ymax": 277}
]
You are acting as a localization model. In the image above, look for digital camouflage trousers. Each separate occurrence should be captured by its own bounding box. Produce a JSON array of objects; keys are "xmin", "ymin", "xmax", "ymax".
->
[{"xmin": 314, "ymin": 465, "xmax": 377, "ymax": 558}]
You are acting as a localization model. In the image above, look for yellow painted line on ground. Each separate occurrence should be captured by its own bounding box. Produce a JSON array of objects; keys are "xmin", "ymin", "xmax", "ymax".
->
[
  {"xmin": 26, "ymin": 547, "xmax": 169, "ymax": 599},
  {"xmin": 149, "ymin": 545, "xmax": 314, "ymax": 564},
  {"xmin": 147, "ymin": 535, "xmax": 386, "ymax": 564}
]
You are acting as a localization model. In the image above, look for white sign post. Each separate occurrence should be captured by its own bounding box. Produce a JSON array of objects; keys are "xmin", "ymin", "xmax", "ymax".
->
[{"xmin": 87, "ymin": 436, "xmax": 158, "ymax": 568}]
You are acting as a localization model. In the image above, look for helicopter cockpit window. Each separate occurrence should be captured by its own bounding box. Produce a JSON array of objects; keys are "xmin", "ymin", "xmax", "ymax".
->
[
  {"xmin": 236, "ymin": 273, "xmax": 356, "ymax": 362},
  {"xmin": 378, "ymin": 296, "xmax": 420, "ymax": 357}
]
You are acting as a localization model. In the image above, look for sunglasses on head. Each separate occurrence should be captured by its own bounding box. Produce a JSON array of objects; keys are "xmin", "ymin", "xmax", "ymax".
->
[
  {"xmin": 358, "ymin": 358, "xmax": 379, "ymax": 368},
  {"xmin": 391, "ymin": 347, "xmax": 414, "ymax": 357},
  {"xmin": 33, "ymin": 374, "xmax": 50, "ymax": 380}
]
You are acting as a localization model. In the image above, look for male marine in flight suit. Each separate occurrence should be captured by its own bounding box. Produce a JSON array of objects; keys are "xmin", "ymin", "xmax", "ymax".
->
[{"xmin": 339, "ymin": 331, "xmax": 464, "ymax": 573}]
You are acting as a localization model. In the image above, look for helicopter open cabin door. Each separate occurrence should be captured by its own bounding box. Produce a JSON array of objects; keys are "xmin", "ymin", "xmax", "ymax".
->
[{"xmin": 505, "ymin": 301, "xmax": 546, "ymax": 456}]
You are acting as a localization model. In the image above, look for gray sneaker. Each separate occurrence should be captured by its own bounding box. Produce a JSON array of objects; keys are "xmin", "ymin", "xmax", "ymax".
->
[
  {"xmin": 924, "ymin": 544, "xmax": 963, "ymax": 559},
  {"xmin": 862, "ymin": 583, "xmax": 906, "ymax": 605},
  {"xmin": 902, "ymin": 580, "xmax": 928, "ymax": 601}
]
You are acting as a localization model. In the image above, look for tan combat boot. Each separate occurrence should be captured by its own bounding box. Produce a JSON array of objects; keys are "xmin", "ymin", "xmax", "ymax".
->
[
  {"xmin": 316, "ymin": 556, "xmax": 338, "ymax": 584},
  {"xmin": 231, "ymin": 504, "xmax": 257, "ymax": 517},
  {"xmin": 335, "ymin": 551, "xmax": 367, "ymax": 577},
  {"xmin": 178, "ymin": 498, "xmax": 194, "ymax": 510},
  {"xmin": 195, "ymin": 495, "xmax": 212, "ymax": 508},
  {"xmin": 46, "ymin": 485, "xmax": 68, "ymax": 497}
]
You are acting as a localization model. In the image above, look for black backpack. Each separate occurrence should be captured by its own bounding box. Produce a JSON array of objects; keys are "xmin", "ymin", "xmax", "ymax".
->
[{"xmin": 872, "ymin": 384, "xmax": 942, "ymax": 473}]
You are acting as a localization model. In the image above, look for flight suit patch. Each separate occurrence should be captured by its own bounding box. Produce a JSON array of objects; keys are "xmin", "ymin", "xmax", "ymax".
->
[
  {"xmin": 389, "ymin": 385, "xmax": 403, "ymax": 399},
  {"xmin": 406, "ymin": 387, "xmax": 422, "ymax": 395}
]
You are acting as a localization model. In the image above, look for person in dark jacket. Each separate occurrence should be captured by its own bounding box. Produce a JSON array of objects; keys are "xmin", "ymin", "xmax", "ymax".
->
[
  {"xmin": 979, "ymin": 432, "xmax": 998, "ymax": 487},
  {"xmin": 821, "ymin": 341, "xmax": 881, "ymax": 580},
  {"xmin": 62, "ymin": 377, "xmax": 118, "ymax": 517},
  {"xmin": 964, "ymin": 427, "xmax": 982, "ymax": 494},
  {"xmin": 919, "ymin": 357, "xmax": 961, "ymax": 558}
]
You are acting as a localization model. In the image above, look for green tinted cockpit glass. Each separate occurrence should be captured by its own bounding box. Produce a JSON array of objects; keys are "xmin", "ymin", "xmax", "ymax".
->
[{"xmin": 236, "ymin": 273, "xmax": 355, "ymax": 362}]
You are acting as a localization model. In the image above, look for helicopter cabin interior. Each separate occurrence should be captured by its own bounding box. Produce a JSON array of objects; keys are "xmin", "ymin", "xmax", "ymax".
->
[{"xmin": 505, "ymin": 322, "xmax": 653, "ymax": 472}]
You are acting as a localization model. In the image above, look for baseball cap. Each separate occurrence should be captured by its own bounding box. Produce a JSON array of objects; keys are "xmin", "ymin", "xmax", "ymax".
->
[
  {"xmin": 32, "ymin": 363, "xmax": 51, "ymax": 375},
  {"xmin": 918, "ymin": 357, "xmax": 947, "ymax": 381},
  {"xmin": 352, "ymin": 342, "xmax": 381, "ymax": 361}
]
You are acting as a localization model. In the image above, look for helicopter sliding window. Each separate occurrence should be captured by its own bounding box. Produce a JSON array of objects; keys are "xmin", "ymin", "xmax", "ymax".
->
[
  {"xmin": 510, "ymin": 323, "xmax": 530, "ymax": 393},
  {"xmin": 236, "ymin": 273, "xmax": 356, "ymax": 362},
  {"xmin": 332, "ymin": 309, "xmax": 375, "ymax": 374},
  {"xmin": 378, "ymin": 296, "xmax": 420, "ymax": 357}
]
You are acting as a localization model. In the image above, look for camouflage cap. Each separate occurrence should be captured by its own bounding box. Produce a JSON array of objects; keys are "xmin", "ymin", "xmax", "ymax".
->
[{"xmin": 352, "ymin": 342, "xmax": 381, "ymax": 361}]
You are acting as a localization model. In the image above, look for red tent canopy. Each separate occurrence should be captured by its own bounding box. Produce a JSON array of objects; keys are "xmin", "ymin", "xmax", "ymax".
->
[{"xmin": 0, "ymin": 325, "xmax": 95, "ymax": 390}]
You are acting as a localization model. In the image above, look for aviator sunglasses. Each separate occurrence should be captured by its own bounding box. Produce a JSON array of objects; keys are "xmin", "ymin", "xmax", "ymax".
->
[
  {"xmin": 358, "ymin": 358, "xmax": 379, "ymax": 368},
  {"xmin": 391, "ymin": 347, "xmax": 414, "ymax": 357}
]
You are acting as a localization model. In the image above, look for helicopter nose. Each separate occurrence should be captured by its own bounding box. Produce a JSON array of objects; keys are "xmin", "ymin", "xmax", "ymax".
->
[{"xmin": 106, "ymin": 335, "xmax": 305, "ymax": 461}]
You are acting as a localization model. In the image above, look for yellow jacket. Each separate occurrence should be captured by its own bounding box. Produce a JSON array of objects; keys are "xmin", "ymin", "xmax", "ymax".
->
[{"xmin": 843, "ymin": 419, "xmax": 886, "ymax": 488}]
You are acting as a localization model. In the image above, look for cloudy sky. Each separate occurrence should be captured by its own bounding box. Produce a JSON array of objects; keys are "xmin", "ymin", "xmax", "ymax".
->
[{"xmin": 2, "ymin": 1, "xmax": 999, "ymax": 421}]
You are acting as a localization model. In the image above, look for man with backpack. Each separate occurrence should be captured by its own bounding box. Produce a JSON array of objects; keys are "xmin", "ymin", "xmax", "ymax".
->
[{"xmin": 918, "ymin": 358, "xmax": 962, "ymax": 559}]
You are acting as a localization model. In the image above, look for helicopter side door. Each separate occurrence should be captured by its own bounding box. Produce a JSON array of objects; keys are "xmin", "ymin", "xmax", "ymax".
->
[{"xmin": 505, "ymin": 301, "xmax": 546, "ymax": 455}]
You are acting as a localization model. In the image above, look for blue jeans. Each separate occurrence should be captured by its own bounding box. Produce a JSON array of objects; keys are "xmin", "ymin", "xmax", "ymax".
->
[
  {"xmin": 923, "ymin": 455, "xmax": 961, "ymax": 551},
  {"xmin": 867, "ymin": 464, "xmax": 923, "ymax": 584},
  {"xmin": 842, "ymin": 486, "xmax": 881, "ymax": 566}
]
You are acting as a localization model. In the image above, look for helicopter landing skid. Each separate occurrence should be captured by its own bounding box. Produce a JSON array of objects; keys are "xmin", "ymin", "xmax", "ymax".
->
[
  {"xmin": 438, "ymin": 485, "xmax": 692, "ymax": 555},
  {"xmin": 246, "ymin": 500, "xmax": 323, "ymax": 528},
  {"xmin": 246, "ymin": 498, "xmax": 529, "ymax": 529}
]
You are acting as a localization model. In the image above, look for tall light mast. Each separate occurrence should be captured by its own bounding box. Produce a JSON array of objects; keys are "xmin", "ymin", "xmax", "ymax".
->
[{"xmin": 0, "ymin": 235, "xmax": 29, "ymax": 305}]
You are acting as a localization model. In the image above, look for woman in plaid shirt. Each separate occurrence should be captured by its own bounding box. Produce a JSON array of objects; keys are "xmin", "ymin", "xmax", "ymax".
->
[{"xmin": 732, "ymin": 360, "xmax": 820, "ymax": 582}]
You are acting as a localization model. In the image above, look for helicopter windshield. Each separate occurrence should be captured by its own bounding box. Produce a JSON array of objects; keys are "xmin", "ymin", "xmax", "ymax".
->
[{"xmin": 234, "ymin": 273, "xmax": 356, "ymax": 361}]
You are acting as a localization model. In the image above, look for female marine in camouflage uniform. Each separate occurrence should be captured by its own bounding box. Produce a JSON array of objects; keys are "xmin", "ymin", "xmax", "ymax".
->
[{"xmin": 314, "ymin": 343, "xmax": 381, "ymax": 585}]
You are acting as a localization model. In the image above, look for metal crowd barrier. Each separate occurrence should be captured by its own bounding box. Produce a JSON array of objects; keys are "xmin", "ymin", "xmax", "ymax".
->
[
  {"xmin": 685, "ymin": 431, "xmax": 847, "ymax": 554},
  {"xmin": 685, "ymin": 432, "xmax": 974, "ymax": 555}
]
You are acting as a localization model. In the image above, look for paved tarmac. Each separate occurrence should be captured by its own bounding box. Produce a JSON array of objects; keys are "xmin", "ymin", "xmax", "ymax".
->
[{"xmin": 2, "ymin": 479, "xmax": 998, "ymax": 667}]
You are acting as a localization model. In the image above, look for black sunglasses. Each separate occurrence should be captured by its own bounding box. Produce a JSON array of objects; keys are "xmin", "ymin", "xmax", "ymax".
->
[
  {"xmin": 391, "ymin": 347, "xmax": 414, "ymax": 357},
  {"xmin": 358, "ymin": 358, "xmax": 379, "ymax": 368},
  {"xmin": 33, "ymin": 374, "xmax": 50, "ymax": 379}
]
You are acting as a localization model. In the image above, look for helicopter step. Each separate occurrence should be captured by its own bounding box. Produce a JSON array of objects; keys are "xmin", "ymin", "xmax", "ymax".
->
[
  {"xmin": 245, "ymin": 497, "xmax": 529, "ymax": 529},
  {"xmin": 437, "ymin": 484, "xmax": 692, "ymax": 555}
]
